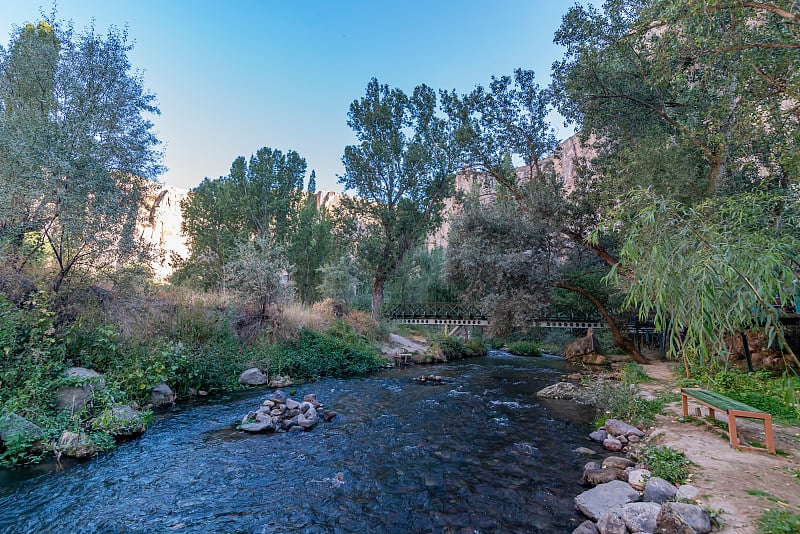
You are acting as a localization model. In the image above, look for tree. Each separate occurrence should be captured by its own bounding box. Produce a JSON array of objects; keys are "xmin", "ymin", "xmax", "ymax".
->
[
  {"xmin": 339, "ymin": 79, "xmax": 456, "ymax": 319},
  {"xmin": 225, "ymin": 235, "xmax": 293, "ymax": 321},
  {"xmin": 0, "ymin": 20, "xmax": 163, "ymax": 291},
  {"xmin": 552, "ymin": 0, "xmax": 800, "ymax": 367},
  {"xmin": 442, "ymin": 69, "xmax": 646, "ymax": 360},
  {"xmin": 176, "ymin": 147, "xmax": 307, "ymax": 289},
  {"xmin": 288, "ymin": 191, "xmax": 336, "ymax": 304}
]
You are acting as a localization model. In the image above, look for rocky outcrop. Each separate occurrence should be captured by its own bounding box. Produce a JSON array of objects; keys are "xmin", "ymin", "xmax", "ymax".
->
[
  {"xmin": 536, "ymin": 381, "xmax": 582, "ymax": 399},
  {"xmin": 57, "ymin": 431, "xmax": 97, "ymax": 459},
  {"xmin": 239, "ymin": 391, "xmax": 334, "ymax": 434},
  {"xmin": 565, "ymin": 328, "xmax": 604, "ymax": 365}
]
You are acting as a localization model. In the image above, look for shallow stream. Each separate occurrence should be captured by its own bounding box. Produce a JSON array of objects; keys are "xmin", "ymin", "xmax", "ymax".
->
[{"xmin": 0, "ymin": 351, "xmax": 599, "ymax": 533}]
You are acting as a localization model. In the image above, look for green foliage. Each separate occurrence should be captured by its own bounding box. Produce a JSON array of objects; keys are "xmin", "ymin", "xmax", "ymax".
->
[
  {"xmin": 506, "ymin": 340, "xmax": 542, "ymax": 357},
  {"xmin": 339, "ymin": 78, "xmax": 456, "ymax": 318},
  {"xmin": 636, "ymin": 445, "xmax": 692, "ymax": 485},
  {"xmin": 757, "ymin": 508, "xmax": 800, "ymax": 534},
  {"xmin": 620, "ymin": 362, "xmax": 651, "ymax": 385},
  {"xmin": 225, "ymin": 235, "xmax": 293, "ymax": 316},
  {"xmin": 268, "ymin": 321, "xmax": 382, "ymax": 380},
  {"xmin": 584, "ymin": 379, "xmax": 665, "ymax": 427},
  {"xmin": 0, "ymin": 18, "xmax": 162, "ymax": 291}
]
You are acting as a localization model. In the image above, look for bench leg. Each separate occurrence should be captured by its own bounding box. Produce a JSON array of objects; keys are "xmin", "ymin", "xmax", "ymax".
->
[
  {"xmin": 764, "ymin": 414, "xmax": 776, "ymax": 454},
  {"xmin": 728, "ymin": 412, "xmax": 739, "ymax": 450},
  {"xmin": 708, "ymin": 407, "xmax": 715, "ymax": 421},
  {"xmin": 682, "ymin": 394, "xmax": 688, "ymax": 417}
]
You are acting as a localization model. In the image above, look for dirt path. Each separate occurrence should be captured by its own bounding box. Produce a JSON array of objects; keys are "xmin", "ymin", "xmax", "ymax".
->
[{"xmin": 638, "ymin": 361, "xmax": 800, "ymax": 532}]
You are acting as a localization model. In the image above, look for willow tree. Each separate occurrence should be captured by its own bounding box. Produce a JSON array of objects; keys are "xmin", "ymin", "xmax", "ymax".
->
[
  {"xmin": 553, "ymin": 0, "xmax": 800, "ymax": 367},
  {"xmin": 339, "ymin": 79, "xmax": 456, "ymax": 319},
  {"xmin": 0, "ymin": 20, "xmax": 163, "ymax": 291}
]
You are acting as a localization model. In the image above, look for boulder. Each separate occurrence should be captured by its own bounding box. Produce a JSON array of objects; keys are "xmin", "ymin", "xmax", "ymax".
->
[
  {"xmin": 65, "ymin": 367, "xmax": 106, "ymax": 390},
  {"xmin": 572, "ymin": 520, "xmax": 599, "ymax": 534},
  {"xmin": 603, "ymin": 438, "xmax": 623, "ymax": 452},
  {"xmin": 536, "ymin": 382, "xmax": 581, "ymax": 399},
  {"xmin": 268, "ymin": 375, "xmax": 293, "ymax": 388},
  {"xmin": 604, "ymin": 419, "xmax": 644, "ymax": 438},
  {"xmin": 575, "ymin": 447, "xmax": 595, "ymax": 456},
  {"xmin": 644, "ymin": 476, "xmax": 678, "ymax": 504},
  {"xmin": 240, "ymin": 421, "xmax": 276, "ymax": 433},
  {"xmin": 597, "ymin": 508, "xmax": 627, "ymax": 534},
  {"xmin": 583, "ymin": 468, "xmax": 626, "ymax": 486},
  {"xmin": 303, "ymin": 394, "xmax": 317, "ymax": 403},
  {"xmin": 565, "ymin": 328, "xmax": 602, "ymax": 363},
  {"xmin": 285, "ymin": 398, "xmax": 300, "ymax": 410},
  {"xmin": 676, "ymin": 484, "xmax": 701, "ymax": 502},
  {"xmin": 323, "ymin": 410, "xmax": 337, "ymax": 422},
  {"xmin": 57, "ymin": 431, "xmax": 96, "ymax": 459},
  {"xmin": 150, "ymin": 382, "xmax": 175, "ymax": 408},
  {"xmin": 628, "ymin": 469, "xmax": 652, "ymax": 491},
  {"xmin": 655, "ymin": 502, "xmax": 711, "ymax": 534},
  {"xmin": 589, "ymin": 429, "xmax": 608, "ymax": 442},
  {"xmin": 575, "ymin": 480, "xmax": 641, "ymax": 521},
  {"xmin": 621, "ymin": 502, "xmax": 661, "ymax": 533},
  {"xmin": 55, "ymin": 386, "xmax": 92, "ymax": 413},
  {"xmin": 92, "ymin": 405, "xmax": 146, "ymax": 438},
  {"xmin": 238, "ymin": 368, "xmax": 268, "ymax": 386},
  {"xmin": 270, "ymin": 390, "xmax": 287, "ymax": 403},
  {"xmin": 0, "ymin": 412, "xmax": 44, "ymax": 449},
  {"xmin": 602, "ymin": 456, "xmax": 635, "ymax": 470}
]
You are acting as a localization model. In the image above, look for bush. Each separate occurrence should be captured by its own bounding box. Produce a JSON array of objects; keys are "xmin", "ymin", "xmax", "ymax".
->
[
  {"xmin": 506, "ymin": 340, "xmax": 541, "ymax": 357},
  {"xmin": 620, "ymin": 362, "xmax": 651, "ymax": 384},
  {"xmin": 268, "ymin": 321, "xmax": 382, "ymax": 380},
  {"xmin": 636, "ymin": 445, "xmax": 692, "ymax": 485},
  {"xmin": 582, "ymin": 379, "xmax": 665, "ymax": 427}
]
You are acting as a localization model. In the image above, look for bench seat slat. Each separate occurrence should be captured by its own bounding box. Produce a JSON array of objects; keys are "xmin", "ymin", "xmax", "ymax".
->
[{"xmin": 680, "ymin": 388, "xmax": 763, "ymax": 414}]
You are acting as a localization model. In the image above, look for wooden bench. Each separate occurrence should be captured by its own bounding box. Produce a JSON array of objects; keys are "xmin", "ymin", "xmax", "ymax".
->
[{"xmin": 681, "ymin": 388, "xmax": 775, "ymax": 454}]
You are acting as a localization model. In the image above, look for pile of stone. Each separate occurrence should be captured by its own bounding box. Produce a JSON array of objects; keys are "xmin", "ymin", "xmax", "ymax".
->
[
  {"xmin": 413, "ymin": 374, "xmax": 444, "ymax": 384},
  {"xmin": 573, "ymin": 421, "xmax": 710, "ymax": 533},
  {"xmin": 239, "ymin": 390, "xmax": 336, "ymax": 434},
  {"xmin": 590, "ymin": 419, "xmax": 644, "ymax": 453}
]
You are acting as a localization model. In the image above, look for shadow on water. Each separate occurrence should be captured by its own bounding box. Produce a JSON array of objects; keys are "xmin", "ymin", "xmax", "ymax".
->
[{"xmin": 0, "ymin": 350, "xmax": 602, "ymax": 533}]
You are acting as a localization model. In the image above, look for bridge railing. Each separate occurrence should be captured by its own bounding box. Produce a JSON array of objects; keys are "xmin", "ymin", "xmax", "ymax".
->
[{"xmin": 384, "ymin": 302, "xmax": 488, "ymax": 320}]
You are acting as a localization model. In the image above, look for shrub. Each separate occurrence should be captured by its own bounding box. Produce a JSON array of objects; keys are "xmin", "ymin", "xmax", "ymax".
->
[
  {"xmin": 582, "ymin": 379, "xmax": 665, "ymax": 427},
  {"xmin": 506, "ymin": 340, "xmax": 541, "ymax": 357},
  {"xmin": 620, "ymin": 362, "xmax": 651, "ymax": 385},
  {"xmin": 268, "ymin": 322, "xmax": 382, "ymax": 380},
  {"xmin": 636, "ymin": 445, "xmax": 692, "ymax": 485}
]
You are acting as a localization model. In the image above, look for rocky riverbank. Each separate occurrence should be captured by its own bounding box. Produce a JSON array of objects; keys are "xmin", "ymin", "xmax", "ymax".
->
[{"xmin": 540, "ymin": 361, "xmax": 800, "ymax": 533}]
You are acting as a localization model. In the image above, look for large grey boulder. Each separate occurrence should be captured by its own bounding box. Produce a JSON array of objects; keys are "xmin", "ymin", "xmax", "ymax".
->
[
  {"xmin": 676, "ymin": 484, "xmax": 701, "ymax": 502},
  {"xmin": 604, "ymin": 419, "xmax": 645, "ymax": 438},
  {"xmin": 621, "ymin": 502, "xmax": 661, "ymax": 533},
  {"xmin": 655, "ymin": 502, "xmax": 711, "ymax": 533},
  {"xmin": 644, "ymin": 476, "xmax": 678, "ymax": 504},
  {"xmin": 628, "ymin": 468, "xmax": 652, "ymax": 491},
  {"xmin": 0, "ymin": 412, "xmax": 44, "ymax": 448},
  {"xmin": 240, "ymin": 421, "xmax": 276, "ymax": 433},
  {"xmin": 150, "ymin": 382, "xmax": 175, "ymax": 408},
  {"xmin": 92, "ymin": 405, "xmax": 146, "ymax": 438},
  {"xmin": 575, "ymin": 480, "xmax": 641, "ymax": 521},
  {"xmin": 238, "ymin": 368, "xmax": 268, "ymax": 386},
  {"xmin": 583, "ymin": 468, "xmax": 627, "ymax": 486},
  {"xmin": 65, "ymin": 367, "xmax": 106, "ymax": 389}
]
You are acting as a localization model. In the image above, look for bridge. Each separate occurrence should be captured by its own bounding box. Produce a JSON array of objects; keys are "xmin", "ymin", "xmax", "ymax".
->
[{"xmin": 384, "ymin": 302, "xmax": 608, "ymax": 330}]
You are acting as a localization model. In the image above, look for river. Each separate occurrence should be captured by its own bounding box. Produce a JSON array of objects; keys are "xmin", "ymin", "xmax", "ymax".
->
[{"xmin": 0, "ymin": 351, "xmax": 599, "ymax": 533}]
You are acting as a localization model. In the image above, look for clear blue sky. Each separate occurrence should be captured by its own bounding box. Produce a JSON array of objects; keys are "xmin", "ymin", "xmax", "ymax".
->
[{"xmin": 1, "ymin": 1, "xmax": 581, "ymax": 192}]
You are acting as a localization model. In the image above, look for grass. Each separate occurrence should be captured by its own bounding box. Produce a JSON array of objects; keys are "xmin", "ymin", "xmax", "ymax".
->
[
  {"xmin": 756, "ymin": 508, "xmax": 800, "ymax": 534},
  {"xmin": 635, "ymin": 444, "xmax": 693, "ymax": 485}
]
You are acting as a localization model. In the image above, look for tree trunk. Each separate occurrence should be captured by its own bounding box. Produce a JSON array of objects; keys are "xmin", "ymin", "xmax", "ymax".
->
[
  {"xmin": 555, "ymin": 282, "xmax": 647, "ymax": 364},
  {"xmin": 371, "ymin": 276, "xmax": 385, "ymax": 321}
]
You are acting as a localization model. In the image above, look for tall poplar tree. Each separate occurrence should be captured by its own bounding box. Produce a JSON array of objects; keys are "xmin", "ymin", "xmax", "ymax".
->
[{"xmin": 340, "ymin": 79, "xmax": 456, "ymax": 319}]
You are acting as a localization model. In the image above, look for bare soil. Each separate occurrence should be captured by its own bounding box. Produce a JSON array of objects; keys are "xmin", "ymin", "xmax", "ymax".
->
[{"xmin": 638, "ymin": 360, "xmax": 800, "ymax": 533}]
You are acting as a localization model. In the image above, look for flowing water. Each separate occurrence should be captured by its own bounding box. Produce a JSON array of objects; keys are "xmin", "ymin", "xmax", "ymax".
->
[{"xmin": 0, "ymin": 351, "xmax": 600, "ymax": 533}]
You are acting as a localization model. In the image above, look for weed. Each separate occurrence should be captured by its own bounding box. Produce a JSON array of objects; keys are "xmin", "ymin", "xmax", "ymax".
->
[
  {"xmin": 582, "ymin": 379, "xmax": 665, "ymax": 427},
  {"xmin": 636, "ymin": 445, "xmax": 692, "ymax": 485},
  {"xmin": 620, "ymin": 362, "xmax": 651, "ymax": 384}
]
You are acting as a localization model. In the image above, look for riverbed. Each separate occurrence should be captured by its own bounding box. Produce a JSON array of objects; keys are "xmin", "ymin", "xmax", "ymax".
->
[{"xmin": 0, "ymin": 351, "xmax": 599, "ymax": 533}]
